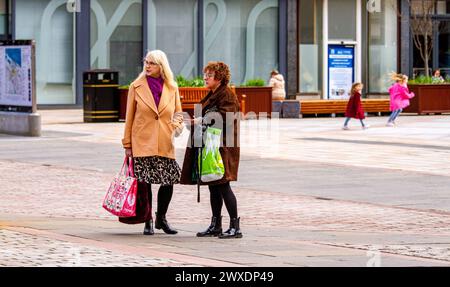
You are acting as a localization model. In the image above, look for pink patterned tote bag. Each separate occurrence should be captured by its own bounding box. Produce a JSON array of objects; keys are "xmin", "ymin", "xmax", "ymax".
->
[{"xmin": 102, "ymin": 157, "xmax": 138, "ymax": 217}]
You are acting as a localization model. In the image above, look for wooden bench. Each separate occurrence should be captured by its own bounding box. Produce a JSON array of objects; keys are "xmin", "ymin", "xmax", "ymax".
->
[
  {"xmin": 179, "ymin": 87, "xmax": 246, "ymax": 117},
  {"xmin": 300, "ymin": 99, "xmax": 390, "ymax": 115}
]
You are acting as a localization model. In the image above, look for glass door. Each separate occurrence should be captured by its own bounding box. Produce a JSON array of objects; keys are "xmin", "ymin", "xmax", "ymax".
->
[
  {"xmin": 323, "ymin": 0, "xmax": 361, "ymax": 99},
  {"xmin": 298, "ymin": 0, "xmax": 323, "ymax": 94}
]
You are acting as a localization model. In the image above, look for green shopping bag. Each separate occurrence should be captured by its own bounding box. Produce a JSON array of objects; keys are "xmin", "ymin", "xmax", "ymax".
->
[{"xmin": 198, "ymin": 127, "xmax": 225, "ymax": 182}]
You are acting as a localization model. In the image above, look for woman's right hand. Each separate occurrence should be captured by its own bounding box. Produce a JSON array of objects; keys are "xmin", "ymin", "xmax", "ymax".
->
[{"xmin": 125, "ymin": 148, "xmax": 133, "ymax": 158}]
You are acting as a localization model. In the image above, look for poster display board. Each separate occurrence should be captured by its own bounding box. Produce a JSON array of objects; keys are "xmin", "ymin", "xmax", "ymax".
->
[
  {"xmin": 328, "ymin": 45, "xmax": 354, "ymax": 100},
  {"xmin": 0, "ymin": 40, "xmax": 35, "ymax": 113}
]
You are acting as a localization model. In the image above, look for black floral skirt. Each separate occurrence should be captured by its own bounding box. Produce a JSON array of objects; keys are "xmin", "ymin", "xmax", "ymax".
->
[{"xmin": 133, "ymin": 156, "xmax": 181, "ymax": 186}]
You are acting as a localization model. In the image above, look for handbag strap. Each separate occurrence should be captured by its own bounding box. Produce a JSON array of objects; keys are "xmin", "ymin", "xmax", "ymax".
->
[
  {"xmin": 126, "ymin": 157, "xmax": 135, "ymax": 177},
  {"xmin": 120, "ymin": 157, "xmax": 128, "ymax": 176},
  {"xmin": 121, "ymin": 157, "xmax": 135, "ymax": 177}
]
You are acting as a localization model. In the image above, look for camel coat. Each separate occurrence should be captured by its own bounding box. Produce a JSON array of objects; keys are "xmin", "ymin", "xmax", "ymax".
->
[{"xmin": 122, "ymin": 76, "xmax": 183, "ymax": 159}]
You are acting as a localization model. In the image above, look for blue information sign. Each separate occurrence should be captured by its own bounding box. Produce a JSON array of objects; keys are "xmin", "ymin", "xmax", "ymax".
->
[{"xmin": 328, "ymin": 45, "xmax": 354, "ymax": 99}]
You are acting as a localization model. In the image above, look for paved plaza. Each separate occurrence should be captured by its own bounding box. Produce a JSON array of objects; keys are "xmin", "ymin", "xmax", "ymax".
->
[{"xmin": 1, "ymin": 110, "xmax": 450, "ymax": 266}]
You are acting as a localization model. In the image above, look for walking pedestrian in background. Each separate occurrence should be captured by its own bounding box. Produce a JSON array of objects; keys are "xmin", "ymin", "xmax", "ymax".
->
[{"xmin": 342, "ymin": 82, "xmax": 369, "ymax": 130}]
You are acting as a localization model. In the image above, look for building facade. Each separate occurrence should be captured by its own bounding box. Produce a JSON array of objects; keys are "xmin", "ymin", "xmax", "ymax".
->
[{"xmin": 1, "ymin": 0, "xmax": 449, "ymax": 106}]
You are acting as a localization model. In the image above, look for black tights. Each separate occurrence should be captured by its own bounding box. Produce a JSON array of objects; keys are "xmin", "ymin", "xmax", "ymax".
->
[
  {"xmin": 146, "ymin": 184, "xmax": 173, "ymax": 216},
  {"xmin": 209, "ymin": 182, "xmax": 238, "ymax": 219}
]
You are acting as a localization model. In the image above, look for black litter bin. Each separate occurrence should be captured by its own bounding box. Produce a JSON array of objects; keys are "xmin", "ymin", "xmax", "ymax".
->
[{"xmin": 83, "ymin": 70, "xmax": 119, "ymax": 122}]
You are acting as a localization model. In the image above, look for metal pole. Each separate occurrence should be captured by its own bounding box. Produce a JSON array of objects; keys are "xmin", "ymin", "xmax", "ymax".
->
[{"xmin": 197, "ymin": 0, "xmax": 204, "ymax": 76}]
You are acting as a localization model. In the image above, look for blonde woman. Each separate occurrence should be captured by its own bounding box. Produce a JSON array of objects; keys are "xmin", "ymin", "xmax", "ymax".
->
[{"xmin": 122, "ymin": 50, "xmax": 184, "ymax": 235}]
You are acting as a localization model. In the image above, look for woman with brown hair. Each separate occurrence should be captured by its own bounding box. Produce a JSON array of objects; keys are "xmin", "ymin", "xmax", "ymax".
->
[{"xmin": 180, "ymin": 61, "xmax": 243, "ymax": 239}]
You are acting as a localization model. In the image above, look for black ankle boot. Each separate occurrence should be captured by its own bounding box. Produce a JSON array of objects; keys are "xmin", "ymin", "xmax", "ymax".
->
[
  {"xmin": 219, "ymin": 217, "xmax": 243, "ymax": 239},
  {"xmin": 197, "ymin": 216, "xmax": 223, "ymax": 237},
  {"xmin": 143, "ymin": 219, "xmax": 154, "ymax": 235},
  {"xmin": 155, "ymin": 212, "xmax": 178, "ymax": 234}
]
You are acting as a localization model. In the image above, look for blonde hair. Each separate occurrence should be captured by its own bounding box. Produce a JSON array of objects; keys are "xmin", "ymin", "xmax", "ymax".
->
[
  {"xmin": 389, "ymin": 72, "xmax": 408, "ymax": 83},
  {"xmin": 350, "ymin": 82, "xmax": 363, "ymax": 96},
  {"xmin": 137, "ymin": 50, "xmax": 177, "ymax": 90}
]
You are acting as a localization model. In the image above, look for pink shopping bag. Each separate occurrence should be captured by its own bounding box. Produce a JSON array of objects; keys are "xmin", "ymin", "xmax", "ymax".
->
[{"xmin": 102, "ymin": 157, "xmax": 138, "ymax": 217}]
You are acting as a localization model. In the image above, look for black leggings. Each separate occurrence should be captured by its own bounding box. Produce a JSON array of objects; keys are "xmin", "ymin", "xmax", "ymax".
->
[
  {"xmin": 146, "ymin": 184, "xmax": 173, "ymax": 216},
  {"xmin": 208, "ymin": 182, "xmax": 238, "ymax": 219}
]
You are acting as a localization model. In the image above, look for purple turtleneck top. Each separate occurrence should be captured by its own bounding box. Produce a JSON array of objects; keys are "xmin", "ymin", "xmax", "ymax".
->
[{"xmin": 146, "ymin": 76, "xmax": 164, "ymax": 107}]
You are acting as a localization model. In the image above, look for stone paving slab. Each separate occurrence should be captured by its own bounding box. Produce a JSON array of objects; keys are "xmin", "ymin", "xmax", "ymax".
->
[
  {"xmin": 2, "ymin": 160, "xmax": 450, "ymax": 236},
  {"xmin": 2, "ymin": 160, "xmax": 450, "ymax": 266},
  {"xmin": 0, "ymin": 229, "xmax": 183, "ymax": 267},
  {"xmin": 1, "ymin": 110, "xmax": 450, "ymax": 266}
]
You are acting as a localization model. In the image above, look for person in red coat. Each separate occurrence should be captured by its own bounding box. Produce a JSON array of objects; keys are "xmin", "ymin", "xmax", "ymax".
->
[{"xmin": 342, "ymin": 82, "xmax": 369, "ymax": 130}]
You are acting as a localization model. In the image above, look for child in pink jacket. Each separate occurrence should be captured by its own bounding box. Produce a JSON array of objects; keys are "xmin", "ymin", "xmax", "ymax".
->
[{"xmin": 386, "ymin": 73, "xmax": 415, "ymax": 127}]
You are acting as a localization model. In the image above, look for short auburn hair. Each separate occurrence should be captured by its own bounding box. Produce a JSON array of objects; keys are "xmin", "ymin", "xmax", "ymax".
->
[{"xmin": 203, "ymin": 61, "xmax": 231, "ymax": 86}]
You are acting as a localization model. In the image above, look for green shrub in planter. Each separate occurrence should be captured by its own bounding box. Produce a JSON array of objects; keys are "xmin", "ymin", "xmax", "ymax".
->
[
  {"xmin": 241, "ymin": 78, "xmax": 266, "ymax": 87},
  {"xmin": 176, "ymin": 75, "xmax": 204, "ymax": 87},
  {"xmin": 409, "ymin": 75, "xmax": 450, "ymax": 84},
  {"xmin": 117, "ymin": 76, "xmax": 206, "ymax": 89},
  {"xmin": 190, "ymin": 76, "xmax": 205, "ymax": 87}
]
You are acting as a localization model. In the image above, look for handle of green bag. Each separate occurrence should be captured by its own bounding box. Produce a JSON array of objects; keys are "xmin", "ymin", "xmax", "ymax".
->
[{"xmin": 197, "ymin": 147, "xmax": 202, "ymax": 203}]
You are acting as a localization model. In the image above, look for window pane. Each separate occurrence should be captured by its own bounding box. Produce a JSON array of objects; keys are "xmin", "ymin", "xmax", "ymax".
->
[
  {"xmin": 150, "ymin": 0, "xmax": 197, "ymax": 78},
  {"xmin": 368, "ymin": 0, "xmax": 398, "ymax": 93},
  {"xmin": 437, "ymin": 0, "xmax": 447, "ymax": 14},
  {"xmin": 204, "ymin": 0, "xmax": 279, "ymax": 85},
  {"xmin": 16, "ymin": 0, "xmax": 74, "ymax": 104},
  {"xmin": 410, "ymin": 0, "xmax": 436, "ymax": 15},
  {"xmin": 0, "ymin": 0, "xmax": 6, "ymax": 34},
  {"xmin": 328, "ymin": 0, "xmax": 356, "ymax": 41},
  {"xmin": 438, "ymin": 20, "xmax": 450, "ymax": 76},
  {"xmin": 299, "ymin": 0, "xmax": 322, "ymax": 93},
  {"xmin": 90, "ymin": 0, "xmax": 142, "ymax": 85}
]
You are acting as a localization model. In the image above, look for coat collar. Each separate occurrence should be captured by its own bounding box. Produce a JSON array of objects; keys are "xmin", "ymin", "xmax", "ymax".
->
[
  {"xmin": 134, "ymin": 76, "xmax": 174, "ymax": 114},
  {"xmin": 201, "ymin": 84, "xmax": 228, "ymax": 111}
]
